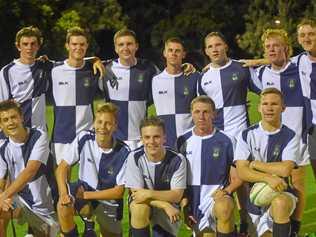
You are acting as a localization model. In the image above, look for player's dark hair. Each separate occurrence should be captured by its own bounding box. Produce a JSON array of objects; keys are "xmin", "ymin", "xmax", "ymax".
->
[
  {"xmin": 0, "ymin": 100, "xmax": 23, "ymax": 117},
  {"xmin": 204, "ymin": 31, "xmax": 228, "ymax": 46},
  {"xmin": 164, "ymin": 37, "xmax": 185, "ymax": 51},
  {"xmin": 260, "ymin": 88, "xmax": 285, "ymax": 106},
  {"xmin": 95, "ymin": 102, "xmax": 119, "ymax": 121},
  {"xmin": 190, "ymin": 95, "xmax": 216, "ymax": 112},
  {"xmin": 15, "ymin": 26, "xmax": 43, "ymax": 46},
  {"xmin": 113, "ymin": 28, "xmax": 138, "ymax": 44},
  {"xmin": 66, "ymin": 26, "xmax": 89, "ymax": 43},
  {"xmin": 139, "ymin": 117, "xmax": 165, "ymax": 134}
]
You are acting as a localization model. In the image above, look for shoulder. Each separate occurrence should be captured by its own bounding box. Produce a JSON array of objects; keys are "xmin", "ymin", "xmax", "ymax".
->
[
  {"xmin": 136, "ymin": 58, "xmax": 160, "ymax": 74},
  {"xmin": 240, "ymin": 123, "xmax": 260, "ymax": 141}
]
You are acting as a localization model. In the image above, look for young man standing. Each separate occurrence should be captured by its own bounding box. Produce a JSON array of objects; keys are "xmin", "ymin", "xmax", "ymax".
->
[
  {"xmin": 56, "ymin": 103, "xmax": 129, "ymax": 237},
  {"xmin": 50, "ymin": 27, "xmax": 101, "ymax": 164},
  {"xmin": 177, "ymin": 95, "xmax": 242, "ymax": 237},
  {"xmin": 125, "ymin": 117, "xmax": 186, "ymax": 237},
  {"xmin": 152, "ymin": 37, "xmax": 200, "ymax": 148},
  {"xmin": 0, "ymin": 100, "xmax": 58, "ymax": 236},
  {"xmin": 102, "ymin": 29, "xmax": 159, "ymax": 150},
  {"xmin": 235, "ymin": 88, "xmax": 298, "ymax": 237},
  {"xmin": 257, "ymin": 29, "xmax": 308, "ymax": 237}
]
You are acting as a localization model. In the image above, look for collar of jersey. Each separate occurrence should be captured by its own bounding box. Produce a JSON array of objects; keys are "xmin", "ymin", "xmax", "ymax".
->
[
  {"xmin": 115, "ymin": 58, "xmax": 137, "ymax": 69},
  {"xmin": 209, "ymin": 58, "xmax": 232, "ymax": 70},
  {"xmin": 192, "ymin": 127, "xmax": 217, "ymax": 139},
  {"xmin": 8, "ymin": 127, "xmax": 30, "ymax": 147},
  {"xmin": 267, "ymin": 61, "xmax": 292, "ymax": 74},
  {"xmin": 14, "ymin": 59, "xmax": 35, "ymax": 68},
  {"xmin": 258, "ymin": 121, "xmax": 281, "ymax": 135},
  {"xmin": 64, "ymin": 59, "xmax": 86, "ymax": 70}
]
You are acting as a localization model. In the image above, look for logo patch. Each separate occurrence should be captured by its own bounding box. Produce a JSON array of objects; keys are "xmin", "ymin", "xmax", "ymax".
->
[
  {"xmin": 212, "ymin": 147, "xmax": 220, "ymax": 159},
  {"xmin": 183, "ymin": 86, "xmax": 189, "ymax": 96},
  {"xmin": 107, "ymin": 166, "xmax": 114, "ymax": 175},
  {"xmin": 137, "ymin": 74, "xmax": 144, "ymax": 83},
  {"xmin": 83, "ymin": 77, "xmax": 91, "ymax": 87},
  {"xmin": 273, "ymin": 144, "xmax": 281, "ymax": 157},
  {"xmin": 231, "ymin": 73, "xmax": 239, "ymax": 81},
  {"xmin": 288, "ymin": 79, "xmax": 295, "ymax": 88}
]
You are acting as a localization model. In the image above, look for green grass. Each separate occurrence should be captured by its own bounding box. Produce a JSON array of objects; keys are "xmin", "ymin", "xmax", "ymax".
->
[{"xmin": 7, "ymin": 94, "xmax": 316, "ymax": 236}]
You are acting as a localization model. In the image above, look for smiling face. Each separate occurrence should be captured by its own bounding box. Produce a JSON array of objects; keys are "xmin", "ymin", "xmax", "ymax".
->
[
  {"xmin": 94, "ymin": 112, "xmax": 117, "ymax": 143},
  {"xmin": 66, "ymin": 35, "xmax": 88, "ymax": 61},
  {"xmin": 0, "ymin": 108, "xmax": 25, "ymax": 139},
  {"xmin": 297, "ymin": 24, "xmax": 316, "ymax": 53},
  {"xmin": 204, "ymin": 35, "xmax": 228, "ymax": 66},
  {"xmin": 141, "ymin": 125, "xmax": 166, "ymax": 160},
  {"xmin": 16, "ymin": 36, "xmax": 40, "ymax": 64},
  {"xmin": 114, "ymin": 35, "xmax": 138, "ymax": 65}
]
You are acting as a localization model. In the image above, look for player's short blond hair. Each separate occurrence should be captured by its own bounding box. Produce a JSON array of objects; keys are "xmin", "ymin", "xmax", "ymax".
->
[
  {"xmin": 15, "ymin": 26, "xmax": 43, "ymax": 46},
  {"xmin": 0, "ymin": 100, "xmax": 23, "ymax": 119},
  {"xmin": 66, "ymin": 26, "xmax": 89, "ymax": 43},
  {"xmin": 139, "ymin": 117, "xmax": 165, "ymax": 134},
  {"xmin": 204, "ymin": 32, "xmax": 227, "ymax": 47},
  {"xmin": 190, "ymin": 95, "xmax": 216, "ymax": 112},
  {"xmin": 113, "ymin": 28, "xmax": 137, "ymax": 44},
  {"xmin": 260, "ymin": 87, "xmax": 285, "ymax": 106},
  {"xmin": 261, "ymin": 28, "xmax": 293, "ymax": 58},
  {"xmin": 95, "ymin": 102, "xmax": 119, "ymax": 120},
  {"xmin": 297, "ymin": 18, "xmax": 316, "ymax": 31}
]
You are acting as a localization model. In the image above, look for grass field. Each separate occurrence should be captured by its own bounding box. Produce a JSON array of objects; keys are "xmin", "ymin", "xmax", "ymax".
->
[{"xmin": 8, "ymin": 93, "xmax": 316, "ymax": 236}]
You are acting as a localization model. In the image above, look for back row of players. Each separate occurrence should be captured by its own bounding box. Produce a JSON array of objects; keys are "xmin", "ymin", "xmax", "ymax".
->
[{"xmin": 0, "ymin": 18, "xmax": 315, "ymax": 236}]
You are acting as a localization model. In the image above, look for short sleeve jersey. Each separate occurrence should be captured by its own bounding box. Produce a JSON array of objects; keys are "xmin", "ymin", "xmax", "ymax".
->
[
  {"xmin": 125, "ymin": 146, "xmax": 186, "ymax": 192},
  {"xmin": 0, "ymin": 128, "xmax": 56, "ymax": 216}
]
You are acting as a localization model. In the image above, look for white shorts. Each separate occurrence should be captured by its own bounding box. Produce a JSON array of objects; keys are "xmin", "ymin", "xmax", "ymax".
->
[
  {"xmin": 151, "ymin": 206, "xmax": 181, "ymax": 236},
  {"xmin": 249, "ymin": 192, "xmax": 297, "ymax": 237},
  {"xmin": 14, "ymin": 196, "xmax": 59, "ymax": 237}
]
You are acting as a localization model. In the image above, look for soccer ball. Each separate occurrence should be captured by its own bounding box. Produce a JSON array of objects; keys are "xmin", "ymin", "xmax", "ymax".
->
[{"xmin": 250, "ymin": 182, "xmax": 279, "ymax": 207}]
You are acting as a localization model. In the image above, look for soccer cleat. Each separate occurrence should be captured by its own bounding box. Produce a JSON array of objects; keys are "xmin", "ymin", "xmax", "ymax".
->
[{"xmin": 83, "ymin": 220, "xmax": 97, "ymax": 237}]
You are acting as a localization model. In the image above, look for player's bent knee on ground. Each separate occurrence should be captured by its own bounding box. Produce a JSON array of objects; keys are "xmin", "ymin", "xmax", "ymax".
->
[
  {"xmin": 270, "ymin": 193, "xmax": 295, "ymax": 223},
  {"xmin": 130, "ymin": 202, "xmax": 151, "ymax": 228}
]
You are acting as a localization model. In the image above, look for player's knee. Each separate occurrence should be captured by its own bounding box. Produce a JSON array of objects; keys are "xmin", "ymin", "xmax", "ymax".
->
[
  {"xmin": 270, "ymin": 194, "xmax": 293, "ymax": 219},
  {"xmin": 130, "ymin": 202, "xmax": 150, "ymax": 227},
  {"xmin": 214, "ymin": 197, "xmax": 234, "ymax": 221}
]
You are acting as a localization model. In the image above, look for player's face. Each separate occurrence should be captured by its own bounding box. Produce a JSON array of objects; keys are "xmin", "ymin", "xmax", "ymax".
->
[
  {"xmin": 114, "ymin": 35, "xmax": 138, "ymax": 62},
  {"xmin": 16, "ymin": 36, "xmax": 40, "ymax": 63},
  {"xmin": 141, "ymin": 125, "xmax": 166, "ymax": 158},
  {"xmin": 191, "ymin": 102, "xmax": 215, "ymax": 132},
  {"xmin": 297, "ymin": 24, "xmax": 316, "ymax": 52},
  {"xmin": 163, "ymin": 42, "xmax": 185, "ymax": 67},
  {"xmin": 0, "ymin": 109, "xmax": 24, "ymax": 138},
  {"xmin": 66, "ymin": 35, "xmax": 88, "ymax": 61},
  {"xmin": 264, "ymin": 37, "xmax": 287, "ymax": 66},
  {"xmin": 258, "ymin": 93, "xmax": 284, "ymax": 124},
  {"xmin": 94, "ymin": 112, "xmax": 117, "ymax": 140},
  {"xmin": 204, "ymin": 36, "xmax": 228, "ymax": 65}
]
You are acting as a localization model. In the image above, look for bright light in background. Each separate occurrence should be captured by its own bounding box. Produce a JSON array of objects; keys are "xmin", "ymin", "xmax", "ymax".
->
[{"xmin": 275, "ymin": 19, "xmax": 281, "ymax": 25}]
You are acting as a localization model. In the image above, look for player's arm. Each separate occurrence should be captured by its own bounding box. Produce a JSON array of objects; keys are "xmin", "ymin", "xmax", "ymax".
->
[
  {"xmin": 224, "ymin": 166, "xmax": 243, "ymax": 194},
  {"xmin": 249, "ymin": 160, "xmax": 295, "ymax": 178},
  {"xmin": 85, "ymin": 56, "xmax": 105, "ymax": 78},
  {"xmin": 149, "ymin": 199, "xmax": 180, "ymax": 224},
  {"xmin": 0, "ymin": 160, "xmax": 41, "ymax": 200},
  {"xmin": 239, "ymin": 58, "xmax": 269, "ymax": 67},
  {"xmin": 82, "ymin": 185, "xmax": 124, "ymax": 200},
  {"xmin": 56, "ymin": 160, "xmax": 71, "ymax": 199},
  {"xmin": 131, "ymin": 188, "xmax": 184, "ymax": 204}
]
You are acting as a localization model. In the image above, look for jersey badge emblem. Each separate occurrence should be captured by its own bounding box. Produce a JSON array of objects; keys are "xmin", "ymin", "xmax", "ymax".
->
[
  {"xmin": 232, "ymin": 73, "xmax": 239, "ymax": 81},
  {"xmin": 288, "ymin": 79, "xmax": 295, "ymax": 88},
  {"xmin": 137, "ymin": 73, "xmax": 144, "ymax": 83},
  {"xmin": 273, "ymin": 144, "xmax": 281, "ymax": 157},
  {"xmin": 183, "ymin": 86, "xmax": 189, "ymax": 96},
  {"xmin": 83, "ymin": 77, "xmax": 91, "ymax": 87},
  {"xmin": 212, "ymin": 147, "xmax": 220, "ymax": 159},
  {"xmin": 107, "ymin": 167, "xmax": 114, "ymax": 175}
]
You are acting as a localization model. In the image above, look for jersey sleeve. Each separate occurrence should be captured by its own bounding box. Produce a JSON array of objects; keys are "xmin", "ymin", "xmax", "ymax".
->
[
  {"xmin": 0, "ymin": 153, "xmax": 8, "ymax": 179},
  {"xmin": 197, "ymin": 74, "xmax": 207, "ymax": 96},
  {"xmin": 115, "ymin": 159, "xmax": 127, "ymax": 186},
  {"xmin": 234, "ymin": 131, "xmax": 251, "ymax": 162},
  {"xmin": 0, "ymin": 68, "xmax": 10, "ymax": 101},
  {"xmin": 248, "ymin": 67, "xmax": 262, "ymax": 94},
  {"xmin": 170, "ymin": 155, "xmax": 187, "ymax": 189},
  {"xmin": 63, "ymin": 135, "xmax": 80, "ymax": 166},
  {"xmin": 124, "ymin": 153, "xmax": 144, "ymax": 189},
  {"xmin": 29, "ymin": 131, "xmax": 50, "ymax": 165}
]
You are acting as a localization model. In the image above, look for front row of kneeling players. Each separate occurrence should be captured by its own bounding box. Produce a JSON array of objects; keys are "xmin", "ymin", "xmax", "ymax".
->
[{"xmin": 0, "ymin": 88, "xmax": 299, "ymax": 237}]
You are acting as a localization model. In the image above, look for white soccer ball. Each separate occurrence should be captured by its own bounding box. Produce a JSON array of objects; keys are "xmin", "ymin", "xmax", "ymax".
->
[{"xmin": 250, "ymin": 182, "xmax": 279, "ymax": 207}]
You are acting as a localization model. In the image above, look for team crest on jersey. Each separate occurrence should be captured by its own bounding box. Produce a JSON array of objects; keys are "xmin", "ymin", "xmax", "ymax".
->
[
  {"xmin": 183, "ymin": 86, "xmax": 189, "ymax": 96},
  {"xmin": 137, "ymin": 73, "xmax": 145, "ymax": 83},
  {"xmin": 273, "ymin": 144, "xmax": 281, "ymax": 157},
  {"xmin": 288, "ymin": 79, "xmax": 296, "ymax": 88},
  {"xmin": 107, "ymin": 167, "xmax": 114, "ymax": 176},
  {"xmin": 212, "ymin": 147, "xmax": 221, "ymax": 159},
  {"xmin": 163, "ymin": 176, "xmax": 170, "ymax": 183},
  {"xmin": 83, "ymin": 77, "xmax": 91, "ymax": 87},
  {"xmin": 231, "ymin": 73, "xmax": 239, "ymax": 81}
]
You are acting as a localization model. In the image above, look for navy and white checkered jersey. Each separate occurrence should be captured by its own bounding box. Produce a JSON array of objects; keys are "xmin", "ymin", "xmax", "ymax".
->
[
  {"xmin": 50, "ymin": 60, "xmax": 99, "ymax": 144},
  {"xmin": 152, "ymin": 70, "xmax": 200, "ymax": 147},
  {"xmin": 234, "ymin": 122, "xmax": 299, "ymax": 164},
  {"xmin": 256, "ymin": 62, "xmax": 309, "ymax": 165},
  {"xmin": 0, "ymin": 60, "xmax": 52, "ymax": 131},
  {"xmin": 292, "ymin": 52, "xmax": 316, "ymax": 129},
  {"xmin": 177, "ymin": 128, "xmax": 234, "ymax": 223},
  {"xmin": 102, "ymin": 58, "xmax": 159, "ymax": 141},
  {"xmin": 0, "ymin": 128, "xmax": 57, "ymax": 216},
  {"xmin": 64, "ymin": 130, "xmax": 130, "ymax": 191},
  {"xmin": 198, "ymin": 59, "xmax": 261, "ymax": 137},
  {"xmin": 125, "ymin": 146, "xmax": 186, "ymax": 191}
]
